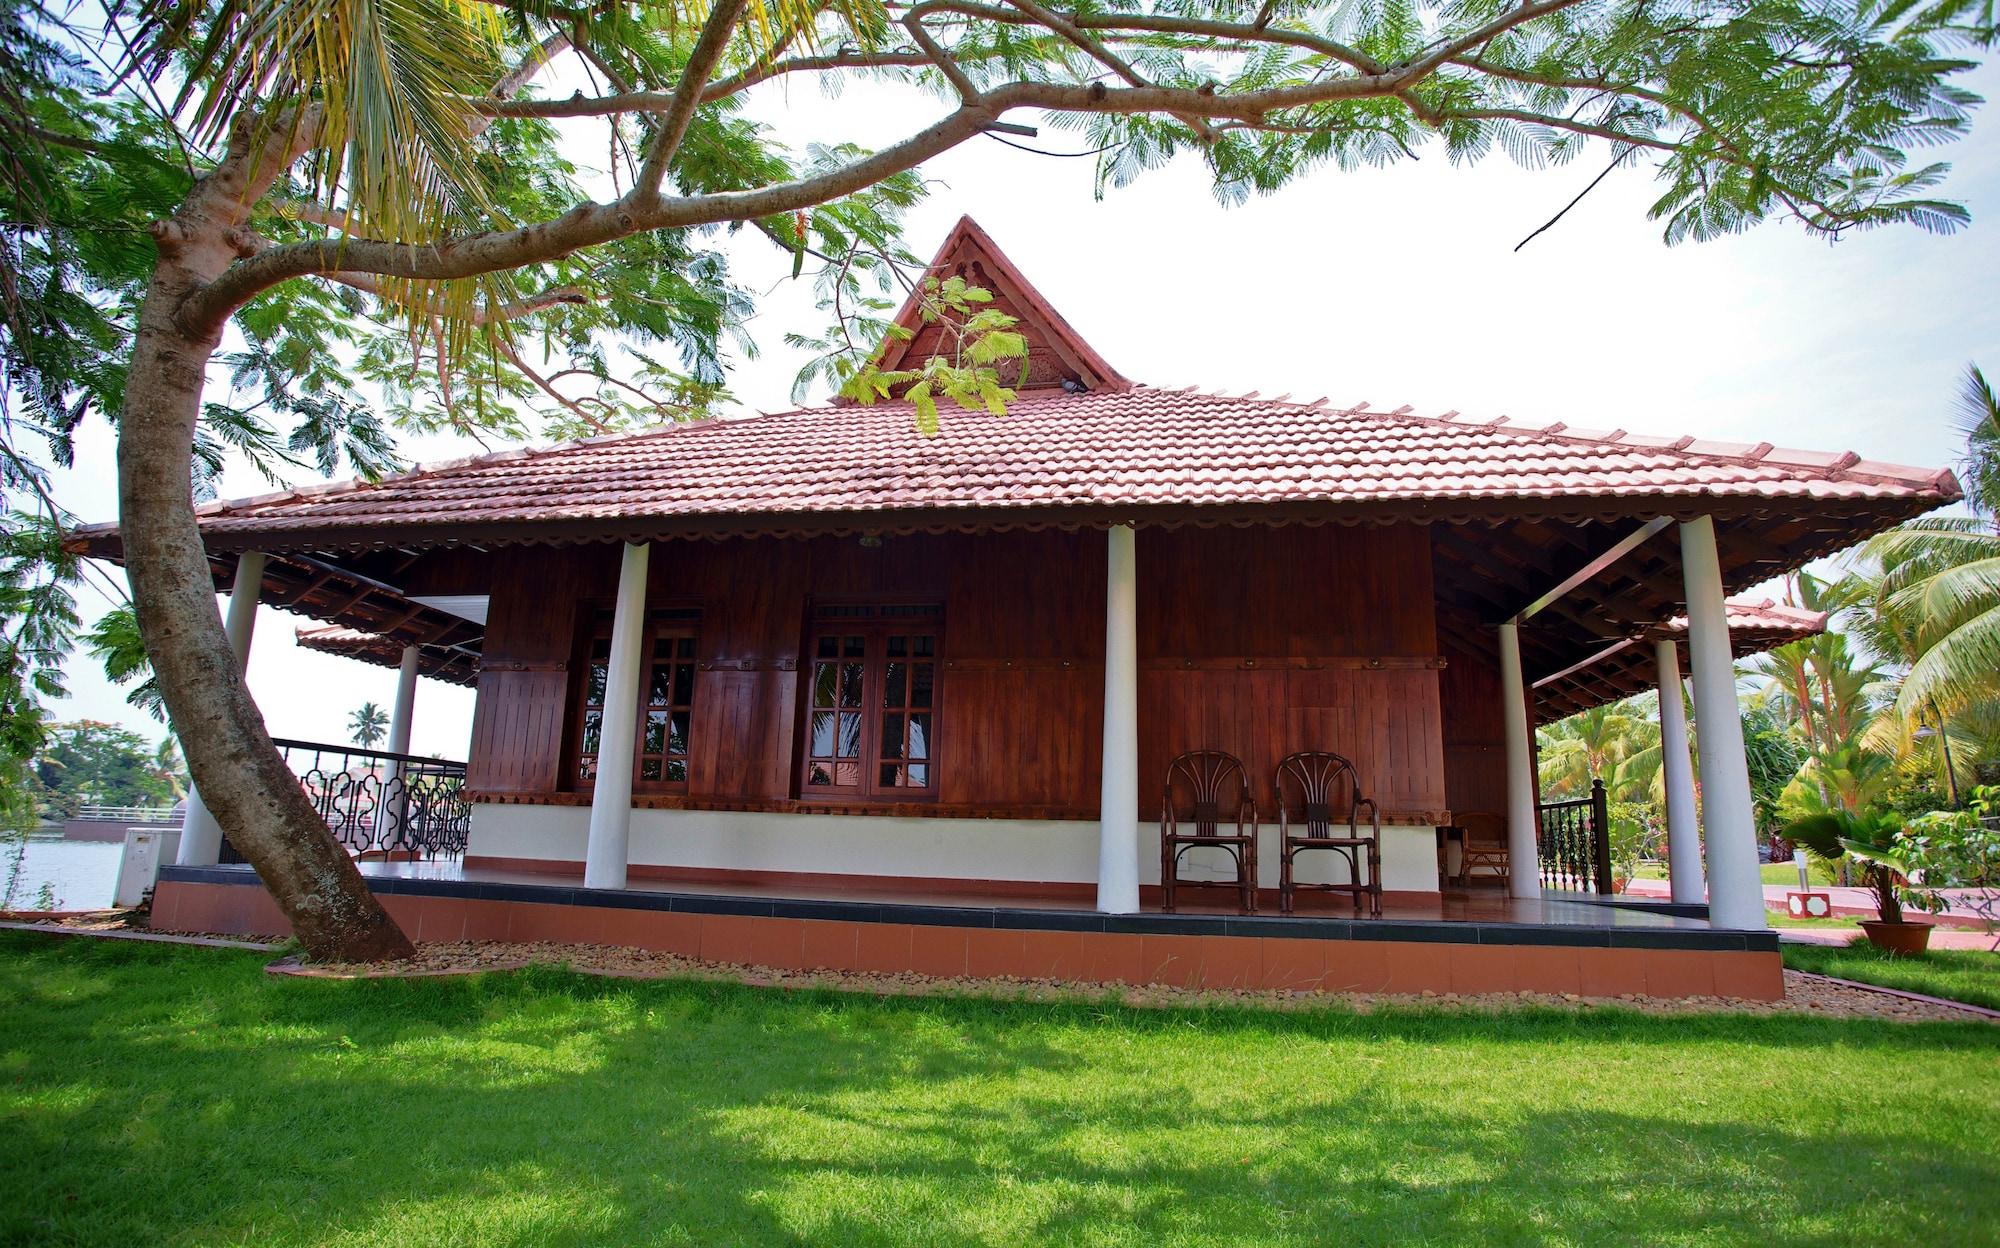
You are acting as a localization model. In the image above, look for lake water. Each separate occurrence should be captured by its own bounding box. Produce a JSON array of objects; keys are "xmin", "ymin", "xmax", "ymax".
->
[{"xmin": 2, "ymin": 837, "xmax": 123, "ymax": 911}]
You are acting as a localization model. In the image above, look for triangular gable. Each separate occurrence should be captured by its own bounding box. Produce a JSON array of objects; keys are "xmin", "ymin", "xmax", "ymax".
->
[{"xmin": 866, "ymin": 216, "xmax": 1132, "ymax": 395}]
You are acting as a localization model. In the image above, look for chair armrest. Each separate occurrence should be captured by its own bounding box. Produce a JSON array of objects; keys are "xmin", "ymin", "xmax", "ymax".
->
[{"xmin": 1354, "ymin": 797, "xmax": 1381, "ymax": 839}]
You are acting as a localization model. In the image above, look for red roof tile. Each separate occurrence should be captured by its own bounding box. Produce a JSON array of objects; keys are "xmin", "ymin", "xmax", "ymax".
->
[
  {"xmin": 64, "ymin": 217, "xmax": 1957, "ymax": 553},
  {"xmin": 1669, "ymin": 598, "xmax": 1828, "ymax": 637},
  {"xmin": 126, "ymin": 387, "xmax": 1954, "ymax": 547}
]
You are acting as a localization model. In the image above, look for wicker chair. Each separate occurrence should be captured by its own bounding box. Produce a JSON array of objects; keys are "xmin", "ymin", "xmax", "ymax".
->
[
  {"xmin": 1160, "ymin": 750, "xmax": 1259, "ymax": 914},
  {"xmin": 1274, "ymin": 751, "xmax": 1381, "ymax": 916},
  {"xmin": 1452, "ymin": 810, "xmax": 1510, "ymax": 886}
]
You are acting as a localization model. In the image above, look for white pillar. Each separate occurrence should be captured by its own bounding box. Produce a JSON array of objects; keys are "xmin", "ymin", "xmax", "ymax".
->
[
  {"xmin": 584, "ymin": 542, "xmax": 650, "ymax": 891},
  {"xmin": 1680, "ymin": 515, "xmax": 1765, "ymax": 930},
  {"xmin": 1096, "ymin": 524, "xmax": 1140, "ymax": 914},
  {"xmin": 1496, "ymin": 622, "xmax": 1543, "ymax": 900},
  {"xmin": 378, "ymin": 644, "xmax": 420, "ymax": 840},
  {"xmin": 177, "ymin": 551, "xmax": 268, "ymax": 866},
  {"xmin": 1654, "ymin": 637, "xmax": 1704, "ymax": 906}
]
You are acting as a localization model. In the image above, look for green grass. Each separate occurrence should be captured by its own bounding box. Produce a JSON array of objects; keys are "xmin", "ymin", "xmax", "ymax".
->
[
  {"xmin": 1783, "ymin": 940, "xmax": 2000, "ymax": 1011},
  {"xmin": 3, "ymin": 933, "xmax": 1998, "ymax": 1247},
  {"xmin": 1768, "ymin": 914, "xmax": 1864, "ymax": 930}
]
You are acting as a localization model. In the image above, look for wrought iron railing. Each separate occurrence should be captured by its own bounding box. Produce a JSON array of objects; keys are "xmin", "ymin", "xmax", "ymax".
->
[
  {"xmin": 1536, "ymin": 779, "xmax": 1613, "ymax": 895},
  {"xmin": 223, "ymin": 738, "xmax": 469, "ymax": 862}
]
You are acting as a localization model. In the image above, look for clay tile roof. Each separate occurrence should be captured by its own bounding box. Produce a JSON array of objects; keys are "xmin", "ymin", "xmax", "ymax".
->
[
  {"xmin": 1672, "ymin": 598, "xmax": 1829, "ymax": 637},
  {"xmin": 105, "ymin": 387, "xmax": 1953, "ymax": 551},
  {"xmin": 64, "ymin": 216, "xmax": 1959, "ymax": 556},
  {"xmin": 1533, "ymin": 597, "xmax": 1827, "ymax": 723},
  {"xmin": 294, "ymin": 625, "xmax": 479, "ymax": 687}
]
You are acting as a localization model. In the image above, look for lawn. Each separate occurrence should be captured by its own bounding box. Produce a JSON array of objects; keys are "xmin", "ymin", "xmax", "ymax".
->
[
  {"xmin": 1631, "ymin": 861, "xmax": 1823, "ymax": 886},
  {"xmin": 1783, "ymin": 940, "xmax": 2000, "ymax": 1011},
  {"xmin": 3, "ymin": 933, "xmax": 1998, "ymax": 1247}
]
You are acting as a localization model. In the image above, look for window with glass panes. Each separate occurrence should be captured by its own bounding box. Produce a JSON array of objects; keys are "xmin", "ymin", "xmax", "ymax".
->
[
  {"xmin": 802, "ymin": 606, "xmax": 939, "ymax": 799},
  {"xmin": 572, "ymin": 609, "xmax": 699, "ymax": 790}
]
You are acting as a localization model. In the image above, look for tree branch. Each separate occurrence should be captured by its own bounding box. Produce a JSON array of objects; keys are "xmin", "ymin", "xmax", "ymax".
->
[{"xmin": 631, "ymin": 0, "xmax": 753, "ymax": 201}]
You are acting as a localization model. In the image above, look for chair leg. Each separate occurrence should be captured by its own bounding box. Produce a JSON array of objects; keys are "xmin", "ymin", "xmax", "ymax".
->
[
  {"xmin": 1369, "ymin": 842, "xmax": 1383, "ymax": 917},
  {"xmin": 1279, "ymin": 848, "xmax": 1294, "ymax": 915},
  {"xmin": 1162, "ymin": 840, "xmax": 1175, "ymax": 914}
]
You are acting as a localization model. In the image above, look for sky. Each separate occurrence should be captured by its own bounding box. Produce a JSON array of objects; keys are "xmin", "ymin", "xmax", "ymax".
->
[{"xmin": 43, "ymin": 54, "xmax": 2000, "ymax": 761}]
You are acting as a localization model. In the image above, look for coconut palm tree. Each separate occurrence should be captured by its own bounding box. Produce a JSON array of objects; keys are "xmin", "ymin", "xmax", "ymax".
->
[
  {"xmin": 1864, "ymin": 365, "xmax": 2000, "ymax": 730},
  {"xmin": 347, "ymin": 702, "xmax": 390, "ymax": 750},
  {"xmin": 1538, "ymin": 703, "xmax": 1643, "ymax": 800}
]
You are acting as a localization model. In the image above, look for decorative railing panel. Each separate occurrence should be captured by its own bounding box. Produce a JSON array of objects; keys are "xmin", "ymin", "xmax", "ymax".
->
[
  {"xmin": 224, "ymin": 739, "xmax": 470, "ymax": 862},
  {"xmin": 1536, "ymin": 779, "xmax": 1613, "ymax": 895}
]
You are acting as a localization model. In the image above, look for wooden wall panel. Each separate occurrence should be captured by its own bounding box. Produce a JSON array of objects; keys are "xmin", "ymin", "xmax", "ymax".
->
[
  {"xmin": 465, "ymin": 545, "xmax": 616, "ymax": 792},
  {"xmin": 1135, "ymin": 525, "xmax": 1447, "ymax": 817},
  {"xmin": 1438, "ymin": 628, "xmax": 1507, "ymax": 817},
  {"xmin": 466, "ymin": 523, "xmax": 1451, "ymax": 818},
  {"xmin": 1138, "ymin": 524, "xmax": 1437, "ymax": 659}
]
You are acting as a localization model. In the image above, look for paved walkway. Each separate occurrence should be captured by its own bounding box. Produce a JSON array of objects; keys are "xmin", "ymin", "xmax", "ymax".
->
[{"xmin": 1624, "ymin": 878, "xmax": 1999, "ymax": 926}]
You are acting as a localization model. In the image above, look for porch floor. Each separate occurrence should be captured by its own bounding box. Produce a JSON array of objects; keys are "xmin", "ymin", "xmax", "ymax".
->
[
  {"xmin": 151, "ymin": 861, "xmax": 1782, "ymax": 998},
  {"xmin": 337, "ymin": 859, "xmax": 1728, "ymax": 935}
]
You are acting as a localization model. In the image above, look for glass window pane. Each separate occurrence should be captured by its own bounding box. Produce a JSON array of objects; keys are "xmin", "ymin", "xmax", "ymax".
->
[
  {"xmin": 838, "ymin": 712, "xmax": 862, "ymax": 758},
  {"xmin": 644, "ymin": 711, "xmax": 667, "ymax": 754},
  {"xmin": 591, "ymin": 638, "xmax": 611, "ymax": 660},
  {"xmin": 835, "ymin": 762, "xmax": 860, "ymax": 786},
  {"xmin": 640, "ymin": 757, "xmax": 662, "ymax": 780},
  {"xmin": 667, "ymin": 758, "xmax": 687, "ymax": 782},
  {"xmin": 883, "ymin": 661, "xmax": 906, "ymax": 708},
  {"xmin": 807, "ymin": 762, "xmax": 832, "ymax": 787},
  {"xmin": 817, "ymin": 636, "xmax": 837, "ymax": 659},
  {"xmin": 677, "ymin": 637, "xmax": 695, "ymax": 659},
  {"xmin": 586, "ymin": 663, "xmax": 608, "ymax": 705},
  {"xmin": 578, "ymin": 756, "xmax": 597, "ymax": 781},
  {"xmin": 654, "ymin": 636, "xmax": 674, "ymax": 659},
  {"xmin": 810, "ymin": 711, "xmax": 835, "ymax": 757},
  {"xmin": 910, "ymin": 663, "xmax": 933, "ymax": 708},
  {"xmin": 669, "ymin": 711, "xmax": 689, "ymax": 756},
  {"xmin": 672, "ymin": 662, "xmax": 694, "ymax": 706},
  {"xmin": 880, "ymin": 764, "xmax": 901, "ymax": 787},
  {"xmin": 906, "ymin": 762, "xmax": 927, "ymax": 787},
  {"xmin": 843, "ymin": 635, "xmax": 864, "ymax": 658},
  {"xmin": 907, "ymin": 713, "xmax": 930, "ymax": 760},
  {"xmin": 580, "ymin": 711, "xmax": 602, "ymax": 755},
  {"xmin": 881, "ymin": 712, "xmax": 905, "ymax": 760},
  {"xmin": 914, "ymin": 635, "xmax": 935, "ymax": 657},
  {"xmin": 648, "ymin": 667, "xmax": 675, "ymax": 706},
  {"xmin": 813, "ymin": 663, "xmax": 838, "ymax": 708},
  {"xmin": 839, "ymin": 663, "xmax": 865, "ymax": 707},
  {"xmin": 887, "ymin": 634, "xmax": 907, "ymax": 657}
]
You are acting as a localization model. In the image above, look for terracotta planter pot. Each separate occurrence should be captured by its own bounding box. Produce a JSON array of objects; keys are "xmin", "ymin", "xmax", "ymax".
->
[{"xmin": 1860, "ymin": 919, "xmax": 1934, "ymax": 956}]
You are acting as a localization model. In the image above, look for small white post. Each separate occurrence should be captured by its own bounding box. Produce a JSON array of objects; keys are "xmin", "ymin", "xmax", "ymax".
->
[
  {"xmin": 1497, "ymin": 622, "xmax": 1543, "ymax": 900},
  {"xmin": 376, "ymin": 643, "xmax": 421, "ymax": 844},
  {"xmin": 584, "ymin": 542, "xmax": 650, "ymax": 891},
  {"xmin": 177, "ymin": 551, "xmax": 267, "ymax": 867},
  {"xmin": 1096, "ymin": 524, "xmax": 1140, "ymax": 914},
  {"xmin": 1654, "ymin": 637, "xmax": 1705, "ymax": 906},
  {"xmin": 1680, "ymin": 515, "xmax": 1766, "ymax": 930}
]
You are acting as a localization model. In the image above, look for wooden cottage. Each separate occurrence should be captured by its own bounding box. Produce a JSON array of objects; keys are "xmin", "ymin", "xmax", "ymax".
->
[{"xmin": 75, "ymin": 217, "xmax": 1955, "ymax": 999}]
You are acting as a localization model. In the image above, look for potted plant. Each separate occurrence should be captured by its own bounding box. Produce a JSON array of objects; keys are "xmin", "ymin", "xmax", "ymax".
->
[{"xmin": 1781, "ymin": 810, "xmax": 1947, "ymax": 954}]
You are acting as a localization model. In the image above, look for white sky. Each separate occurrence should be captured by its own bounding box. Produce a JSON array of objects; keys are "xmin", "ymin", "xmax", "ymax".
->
[{"xmin": 44, "ymin": 56, "xmax": 2000, "ymax": 760}]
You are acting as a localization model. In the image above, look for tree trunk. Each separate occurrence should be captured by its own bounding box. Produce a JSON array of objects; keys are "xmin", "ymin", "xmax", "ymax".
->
[{"xmin": 115, "ymin": 132, "xmax": 415, "ymax": 963}]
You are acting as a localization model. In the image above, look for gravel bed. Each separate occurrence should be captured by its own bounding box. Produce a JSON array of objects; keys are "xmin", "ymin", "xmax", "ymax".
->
[{"xmin": 290, "ymin": 938, "xmax": 1998, "ymax": 1024}]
